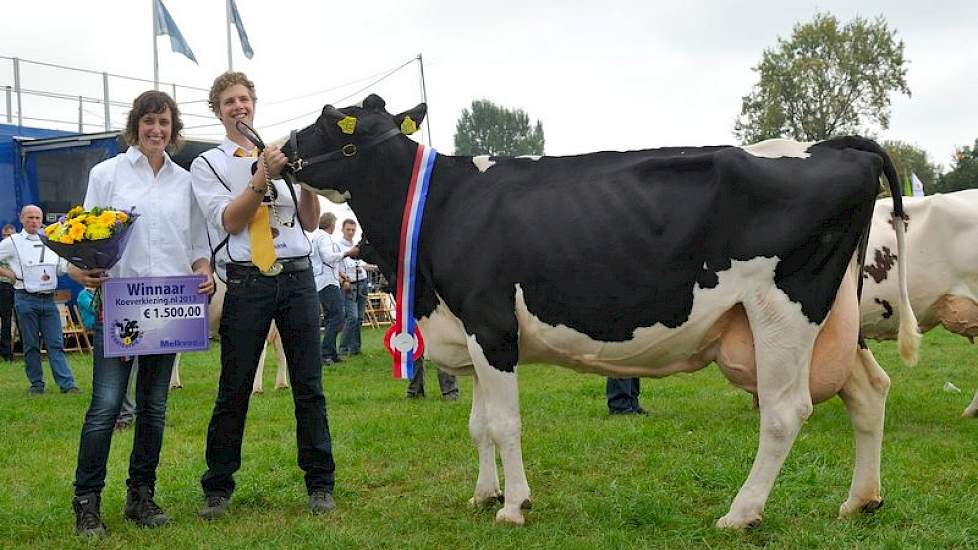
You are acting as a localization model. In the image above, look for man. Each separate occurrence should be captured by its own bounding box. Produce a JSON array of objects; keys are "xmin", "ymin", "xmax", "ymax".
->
[
  {"xmin": 0, "ymin": 205, "xmax": 78, "ymax": 394},
  {"xmin": 337, "ymin": 219, "xmax": 377, "ymax": 356},
  {"xmin": 406, "ymin": 358, "xmax": 459, "ymax": 401},
  {"xmin": 310, "ymin": 212, "xmax": 353, "ymax": 366},
  {"xmin": 191, "ymin": 71, "xmax": 336, "ymax": 518},
  {"xmin": 0, "ymin": 223, "xmax": 15, "ymax": 361}
]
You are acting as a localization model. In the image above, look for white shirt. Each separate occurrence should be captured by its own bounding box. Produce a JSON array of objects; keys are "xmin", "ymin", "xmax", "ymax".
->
[
  {"xmin": 309, "ymin": 228, "xmax": 344, "ymax": 290},
  {"xmin": 85, "ymin": 147, "xmax": 209, "ymax": 278},
  {"xmin": 339, "ymin": 237, "xmax": 368, "ymax": 283},
  {"xmin": 191, "ymin": 138, "xmax": 311, "ymax": 279},
  {"xmin": 0, "ymin": 229, "xmax": 68, "ymax": 291}
]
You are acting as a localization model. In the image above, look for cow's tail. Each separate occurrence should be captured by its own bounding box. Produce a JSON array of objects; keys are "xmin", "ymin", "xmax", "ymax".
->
[
  {"xmin": 824, "ymin": 136, "xmax": 920, "ymax": 365},
  {"xmin": 867, "ymin": 139, "xmax": 920, "ymax": 366}
]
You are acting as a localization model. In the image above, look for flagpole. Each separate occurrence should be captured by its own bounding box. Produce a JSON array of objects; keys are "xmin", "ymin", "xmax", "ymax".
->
[
  {"xmin": 152, "ymin": 0, "xmax": 160, "ymax": 89},
  {"xmin": 226, "ymin": 0, "xmax": 233, "ymax": 71},
  {"xmin": 417, "ymin": 53, "xmax": 432, "ymax": 146}
]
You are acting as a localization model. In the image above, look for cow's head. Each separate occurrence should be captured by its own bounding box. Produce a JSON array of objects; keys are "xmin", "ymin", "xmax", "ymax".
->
[{"xmin": 281, "ymin": 94, "xmax": 427, "ymax": 202}]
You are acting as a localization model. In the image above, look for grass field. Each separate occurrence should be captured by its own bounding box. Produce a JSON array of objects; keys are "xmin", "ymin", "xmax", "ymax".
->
[{"xmin": 1, "ymin": 327, "xmax": 977, "ymax": 548}]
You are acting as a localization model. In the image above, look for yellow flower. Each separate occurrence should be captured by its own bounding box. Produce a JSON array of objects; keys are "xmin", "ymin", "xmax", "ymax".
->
[
  {"xmin": 116, "ymin": 211, "xmax": 129, "ymax": 223},
  {"xmin": 44, "ymin": 224, "xmax": 58, "ymax": 236},
  {"xmin": 97, "ymin": 211, "xmax": 117, "ymax": 227},
  {"xmin": 67, "ymin": 206, "xmax": 83, "ymax": 219},
  {"xmin": 67, "ymin": 221, "xmax": 86, "ymax": 241},
  {"xmin": 85, "ymin": 223, "xmax": 111, "ymax": 240}
]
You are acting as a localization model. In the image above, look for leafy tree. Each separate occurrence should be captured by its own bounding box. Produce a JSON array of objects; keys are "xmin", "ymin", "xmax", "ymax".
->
[
  {"xmin": 454, "ymin": 99, "xmax": 545, "ymax": 156},
  {"xmin": 735, "ymin": 13, "xmax": 910, "ymax": 144},
  {"xmin": 931, "ymin": 139, "xmax": 978, "ymax": 194},
  {"xmin": 880, "ymin": 140, "xmax": 940, "ymax": 195}
]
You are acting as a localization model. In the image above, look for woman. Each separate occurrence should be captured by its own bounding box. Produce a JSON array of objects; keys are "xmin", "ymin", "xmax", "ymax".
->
[{"xmin": 69, "ymin": 90, "xmax": 214, "ymax": 537}]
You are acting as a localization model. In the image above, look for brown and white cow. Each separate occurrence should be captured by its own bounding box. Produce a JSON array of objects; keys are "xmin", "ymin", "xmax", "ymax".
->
[
  {"xmin": 169, "ymin": 278, "xmax": 289, "ymax": 393},
  {"xmin": 861, "ymin": 189, "xmax": 978, "ymax": 416}
]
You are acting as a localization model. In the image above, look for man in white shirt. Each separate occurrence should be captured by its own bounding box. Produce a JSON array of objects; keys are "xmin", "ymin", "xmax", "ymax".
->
[
  {"xmin": 0, "ymin": 205, "xmax": 78, "ymax": 395},
  {"xmin": 337, "ymin": 218, "xmax": 377, "ymax": 356},
  {"xmin": 309, "ymin": 212, "xmax": 354, "ymax": 365}
]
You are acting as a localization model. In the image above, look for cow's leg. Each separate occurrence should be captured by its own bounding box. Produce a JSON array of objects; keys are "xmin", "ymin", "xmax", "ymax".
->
[
  {"xmin": 466, "ymin": 334, "xmax": 530, "ymax": 525},
  {"xmin": 838, "ymin": 348, "xmax": 890, "ymax": 517},
  {"xmin": 964, "ymin": 389, "xmax": 978, "ymax": 418},
  {"xmin": 169, "ymin": 353, "xmax": 182, "ymax": 389},
  {"xmin": 468, "ymin": 374, "xmax": 502, "ymax": 507},
  {"xmin": 270, "ymin": 323, "xmax": 290, "ymax": 390},
  {"xmin": 717, "ymin": 293, "xmax": 817, "ymax": 529},
  {"xmin": 252, "ymin": 342, "xmax": 268, "ymax": 394}
]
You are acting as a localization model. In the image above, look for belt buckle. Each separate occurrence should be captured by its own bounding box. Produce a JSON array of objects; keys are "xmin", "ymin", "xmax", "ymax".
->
[{"xmin": 260, "ymin": 261, "xmax": 284, "ymax": 277}]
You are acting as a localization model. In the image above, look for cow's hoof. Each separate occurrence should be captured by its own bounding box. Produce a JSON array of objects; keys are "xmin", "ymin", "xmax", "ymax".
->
[
  {"xmin": 468, "ymin": 491, "xmax": 504, "ymax": 508},
  {"xmin": 839, "ymin": 497, "xmax": 883, "ymax": 518},
  {"xmin": 276, "ymin": 385, "xmax": 290, "ymax": 391},
  {"xmin": 521, "ymin": 498, "xmax": 533, "ymax": 510},
  {"xmin": 169, "ymin": 384, "xmax": 183, "ymax": 390},
  {"xmin": 252, "ymin": 389, "xmax": 263, "ymax": 395},
  {"xmin": 962, "ymin": 406, "xmax": 978, "ymax": 418},
  {"xmin": 715, "ymin": 513, "xmax": 761, "ymax": 530},
  {"xmin": 494, "ymin": 507, "xmax": 525, "ymax": 526}
]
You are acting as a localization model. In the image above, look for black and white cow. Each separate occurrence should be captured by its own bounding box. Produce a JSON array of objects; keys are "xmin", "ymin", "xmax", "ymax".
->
[{"xmin": 281, "ymin": 95, "xmax": 919, "ymax": 528}]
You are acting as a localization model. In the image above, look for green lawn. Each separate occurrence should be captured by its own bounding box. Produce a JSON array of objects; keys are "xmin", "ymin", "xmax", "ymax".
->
[{"xmin": 1, "ymin": 327, "xmax": 977, "ymax": 548}]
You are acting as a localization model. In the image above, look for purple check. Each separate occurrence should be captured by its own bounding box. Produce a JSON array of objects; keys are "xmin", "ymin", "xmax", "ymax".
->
[{"xmin": 102, "ymin": 275, "xmax": 210, "ymax": 357}]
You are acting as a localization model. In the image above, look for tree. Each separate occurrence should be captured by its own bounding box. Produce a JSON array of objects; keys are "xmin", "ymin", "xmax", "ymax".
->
[
  {"xmin": 454, "ymin": 100, "xmax": 545, "ymax": 156},
  {"xmin": 931, "ymin": 139, "xmax": 978, "ymax": 194},
  {"xmin": 735, "ymin": 13, "xmax": 910, "ymax": 144},
  {"xmin": 880, "ymin": 140, "xmax": 940, "ymax": 195}
]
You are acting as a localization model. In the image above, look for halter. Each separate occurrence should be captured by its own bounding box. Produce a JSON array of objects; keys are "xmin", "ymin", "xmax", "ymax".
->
[{"xmin": 286, "ymin": 127, "xmax": 402, "ymax": 173}]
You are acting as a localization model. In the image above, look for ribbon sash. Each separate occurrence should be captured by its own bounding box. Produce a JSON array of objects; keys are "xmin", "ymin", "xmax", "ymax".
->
[{"xmin": 384, "ymin": 144, "xmax": 436, "ymax": 379}]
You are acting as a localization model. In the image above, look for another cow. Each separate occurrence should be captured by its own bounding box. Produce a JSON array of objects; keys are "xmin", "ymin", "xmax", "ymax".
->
[
  {"xmin": 860, "ymin": 189, "xmax": 978, "ymax": 416},
  {"xmin": 169, "ymin": 278, "xmax": 289, "ymax": 393},
  {"xmin": 281, "ymin": 94, "xmax": 919, "ymax": 528}
]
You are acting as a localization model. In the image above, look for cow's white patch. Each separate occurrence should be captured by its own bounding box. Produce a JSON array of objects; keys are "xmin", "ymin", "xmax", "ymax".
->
[
  {"xmin": 516, "ymin": 155, "xmax": 542, "ymax": 161},
  {"xmin": 472, "ymin": 155, "xmax": 496, "ymax": 173},
  {"xmin": 741, "ymin": 139, "xmax": 814, "ymax": 159},
  {"xmin": 420, "ymin": 257, "xmax": 788, "ymax": 378},
  {"xmin": 297, "ymin": 181, "xmax": 351, "ymax": 203}
]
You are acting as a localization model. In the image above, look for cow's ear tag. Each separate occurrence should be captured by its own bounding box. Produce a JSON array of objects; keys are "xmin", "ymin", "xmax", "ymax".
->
[
  {"xmin": 400, "ymin": 116, "xmax": 418, "ymax": 135},
  {"xmin": 337, "ymin": 116, "xmax": 357, "ymax": 135}
]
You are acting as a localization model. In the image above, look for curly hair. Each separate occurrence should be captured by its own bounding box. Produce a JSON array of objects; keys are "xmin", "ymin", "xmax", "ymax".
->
[
  {"xmin": 208, "ymin": 71, "xmax": 257, "ymax": 115},
  {"xmin": 123, "ymin": 91, "xmax": 183, "ymax": 151}
]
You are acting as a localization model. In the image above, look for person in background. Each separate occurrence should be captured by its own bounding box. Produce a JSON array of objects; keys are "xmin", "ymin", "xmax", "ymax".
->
[
  {"xmin": 191, "ymin": 71, "xmax": 336, "ymax": 520},
  {"xmin": 0, "ymin": 206, "xmax": 78, "ymax": 395},
  {"xmin": 337, "ymin": 218, "xmax": 377, "ymax": 356},
  {"xmin": 406, "ymin": 358, "xmax": 459, "ymax": 401},
  {"xmin": 69, "ymin": 90, "xmax": 213, "ymax": 537},
  {"xmin": 0, "ymin": 223, "xmax": 15, "ymax": 361},
  {"xmin": 309, "ymin": 212, "xmax": 353, "ymax": 366},
  {"xmin": 607, "ymin": 377, "xmax": 646, "ymax": 415}
]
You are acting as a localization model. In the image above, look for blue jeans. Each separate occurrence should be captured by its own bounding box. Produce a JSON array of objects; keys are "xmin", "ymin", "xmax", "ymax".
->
[
  {"xmin": 339, "ymin": 280, "xmax": 368, "ymax": 355},
  {"xmin": 606, "ymin": 377, "xmax": 641, "ymax": 413},
  {"xmin": 13, "ymin": 290, "xmax": 75, "ymax": 392},
  {"xmin": 201, "ymin": 266, "xmax": 335, "ymax": 497},
  {"xmin": 319, "ymin": 284, "xmax": 345, "ymax": 361},
  {"xmin": 74, "ymin": 323, "xmax": 175, "ymax": 495}
]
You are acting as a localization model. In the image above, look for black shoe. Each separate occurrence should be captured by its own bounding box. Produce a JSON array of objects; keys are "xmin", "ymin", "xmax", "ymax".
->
[
  {"xmin": 73, "ymin": 494, "xmax": 107, "ymax": 537},
  {"xmin": 199, "ymin": 495, "xmax": 230, "ymax": 520},
  {"xmin": 308, "ymin": 491, "xmax": 336, "ymax": 514},
  {"xmin": 610, "ymin": 407, "xmax": 648, "ymax": 416},
  {"xmin": 124, "ymin": 486, "xmax": 169, "ymax": 527},
  {"xmin": 28, "ymin": 387, "xmax": 44, "ymax": 396},
  {"xmin": 62, "ymin": 387, "xmax": 81, "ymax": 394}
]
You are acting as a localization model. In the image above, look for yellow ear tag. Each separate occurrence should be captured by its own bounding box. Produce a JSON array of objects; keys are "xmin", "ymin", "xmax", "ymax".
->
[
  {"xmin": 400, "ymin": 116, "xmax": 418, "ymax": 135},
  {"xmin": 337, "ymin": 116, "xmax": 357, "ymax": 135}
]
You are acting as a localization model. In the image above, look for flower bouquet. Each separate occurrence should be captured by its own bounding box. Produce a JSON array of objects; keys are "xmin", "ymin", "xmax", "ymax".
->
[{"xmin": 40, "ymin": 205, "xmax": 139, "ymax": 311}]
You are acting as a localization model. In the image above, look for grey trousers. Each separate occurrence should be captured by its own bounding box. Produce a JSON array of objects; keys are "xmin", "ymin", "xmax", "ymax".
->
[{"xmin": 406, "ymin": 358, "xmax": 459, "ymax": 399}]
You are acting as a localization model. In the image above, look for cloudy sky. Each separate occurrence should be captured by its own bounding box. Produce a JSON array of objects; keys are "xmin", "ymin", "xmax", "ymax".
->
[{"xmin": 2, "ymin": 0, "xmax": 976, "ymax": 178}]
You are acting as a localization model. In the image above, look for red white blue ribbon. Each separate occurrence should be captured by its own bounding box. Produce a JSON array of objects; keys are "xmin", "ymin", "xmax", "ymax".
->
[{"xmin": 384, "ymin": 144, "xmax": 436, "ymax": 379}]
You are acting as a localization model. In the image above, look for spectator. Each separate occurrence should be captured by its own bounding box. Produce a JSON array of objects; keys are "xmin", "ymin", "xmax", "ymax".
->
[
  {"xmin": 406, "ymin": 358, "xmax": 459, "ymax": 400},
  {"xmin": 310, "ymin": 212, "xmax": 353, "ymax": 366},
  {"xmin": 337, "ymin": 219, "xmax": 377, "ymax": 356},
  {"xmin": 607, "ymin": 377, "xmax": 646, "ymax": 415},
  {"xmin": 0, "ymin": 205, "xmax": 78, "ymax": 395},
  {"xmin": 0, "ymin": 223, "xmax": 15, "ymax": 361}
]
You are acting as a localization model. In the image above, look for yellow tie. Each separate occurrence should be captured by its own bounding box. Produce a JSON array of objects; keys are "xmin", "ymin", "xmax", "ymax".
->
[{"xmin": 235, "ymin": 148, "xmax": 277, "ymax": 271}]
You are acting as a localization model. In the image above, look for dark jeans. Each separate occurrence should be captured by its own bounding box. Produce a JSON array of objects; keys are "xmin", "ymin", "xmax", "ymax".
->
[
  {"xmin": 201, "ymin": 267, "xmax": 335, "ymax": 497},
  {"xmin": 74, "ymin": 323, "xmax": 175, "ymax": 496},
  {"xmin": 14, "ymin": 290, "xmax": 75, "ymax": 391},
  {"xmin": 339, "ymin": 279, "xmax": 368, "ymax": 355},
  {"xmin": 318, "ymin": 284, "xmax": 345, "ymax": 361},
  {"xmin": 0, "ymin": 282, "xmax": 12, "ymax": 358},
  {"xmin": 606, "ymin": 377, "xmax": 641, "ymax": 413},
  {"xmin": 406, "ymin": 358, "xmax": 459, "ymax": 398}
]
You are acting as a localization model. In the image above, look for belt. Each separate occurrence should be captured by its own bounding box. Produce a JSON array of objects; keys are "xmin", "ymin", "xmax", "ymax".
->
[
  {"xmin": 15, "ymin": 289, "xmax": 53, "ymax": 297},
  {"xmin": 227, "ymin": 257, "xmax": 311, "ymax": 277}
]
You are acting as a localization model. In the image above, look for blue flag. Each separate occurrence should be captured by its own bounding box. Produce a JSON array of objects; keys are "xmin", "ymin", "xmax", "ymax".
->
[
  {"xmin": 154, "ymin": 0, "xmax": 198, "ymax": 64},
  {"xmin": 229, "ymin": 0, "xmax": 254, "ymax": 59}
]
